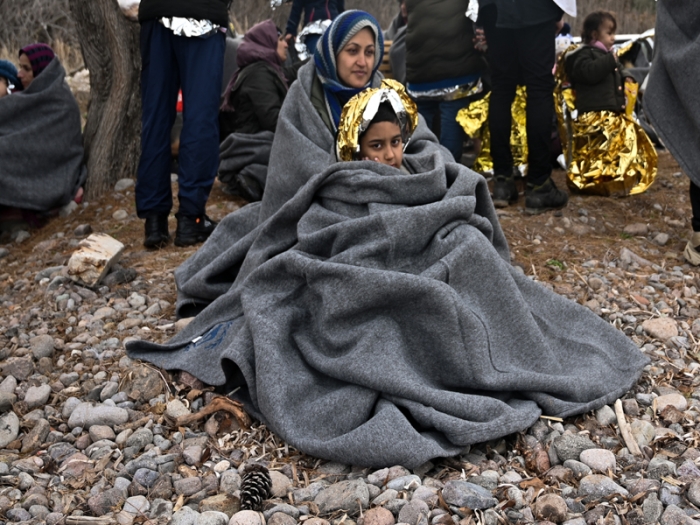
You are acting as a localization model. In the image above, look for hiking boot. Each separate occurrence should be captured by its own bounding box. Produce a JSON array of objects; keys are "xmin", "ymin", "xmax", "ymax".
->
[
  {"xmin": 492, "ymin": 174, "xmax": 518, "ymax": 208},
  {"xmin": 684, "ymin": 232, "xmax": 700, "ymax": 266},
  {"xmin": 174, "ymin": 213, "xmax": 217, "ymax": 247},
  {"xmin": 524, "ymin": 177, "xmax": 568, "ymax": 215},
  {"xmin": 143, "ymin": 213, "xmax": 170, "ymax": 249}
]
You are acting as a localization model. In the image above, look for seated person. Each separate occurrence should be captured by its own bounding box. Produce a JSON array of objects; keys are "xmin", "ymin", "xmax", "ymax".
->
[
  {"xmin": 18, "ymin": 43, "xmax": 55, "ymax": 89},
  {"xmin": 218, "ymin": 20, "xmax": 300, "ymax": 202},
  {"xmin": 336, "ymin": 78, "xmax": 417, "ymax": 171},
  {"xmin": 0, "ymin": 44, "xmax": 86, "ymax": 232}
]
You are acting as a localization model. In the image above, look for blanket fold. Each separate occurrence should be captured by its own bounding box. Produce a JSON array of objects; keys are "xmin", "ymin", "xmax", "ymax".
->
[
  {"xmin": 128, "ymin": 152, "xmax": 647, "ymax": 468},
  {"xmin": 0, "ymin": 58, "xmax": 86, "ymax": 211},
  {"xmin": 218, "ymin": 131, "xmax": 274, "ymax": 202}
]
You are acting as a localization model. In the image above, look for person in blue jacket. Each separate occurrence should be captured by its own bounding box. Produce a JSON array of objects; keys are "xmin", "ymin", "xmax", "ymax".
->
[{"xmin": 284, "ymin": 0, "xmax": 345, "ymax": 52}]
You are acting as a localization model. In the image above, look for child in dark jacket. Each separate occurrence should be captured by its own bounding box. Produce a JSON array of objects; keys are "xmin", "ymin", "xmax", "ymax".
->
[
  {"xmin": 556, "ymin": 11, "xmax": 657, "ymax": 196},
  {"xmin": 565, "ymin": 11, "xmax": 627, "ymax": 114}
]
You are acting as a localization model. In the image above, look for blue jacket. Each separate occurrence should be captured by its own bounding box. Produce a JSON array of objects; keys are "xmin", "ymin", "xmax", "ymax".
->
[{"xmin": 285, "ymin": 0, "xmax": 345, "ymax": 37}]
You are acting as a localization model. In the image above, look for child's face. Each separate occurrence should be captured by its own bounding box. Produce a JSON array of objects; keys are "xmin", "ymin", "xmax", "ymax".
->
[
  {"xmin": 0, "ymin": 77, "xmax": 7, "ymax": 98},
  {"xmin": 359, "ymin": 121, "xmax": 403, "ymax": 169},
  {"xmin": 594, "ymin": 19, "xmax": 616, "ymax": 50}
]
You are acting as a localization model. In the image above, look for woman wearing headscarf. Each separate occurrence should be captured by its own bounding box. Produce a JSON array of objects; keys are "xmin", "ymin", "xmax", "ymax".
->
[
  {"xmin": 128, "ymin": 10, "xmax": 646, "ymax": 470},
  {"xmin": 17, "ymin": 44, "xmax": 55, "ymax": 89},
  {"xmin": 0, "ymin": 43, "xmax": 86, "ymax": 233},
  {"xmin": 218, "ymin": 20, "xmax": 299, "ymax": 202}
]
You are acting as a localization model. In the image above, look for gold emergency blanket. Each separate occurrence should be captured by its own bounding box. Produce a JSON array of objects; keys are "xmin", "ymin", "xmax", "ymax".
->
[
  {"xmin": 456, "ymin": 87, "xmax": 528, "ymax": 173},
  {"xmin": 554, "ymin": 45, "xmax": 657, "ymax": 196}
]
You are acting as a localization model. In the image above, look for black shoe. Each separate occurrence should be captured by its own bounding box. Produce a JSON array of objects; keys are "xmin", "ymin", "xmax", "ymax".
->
[
  {"xmin": 174, "ymin": 213, "xmax": 217, "ymax": 247},
  {"xmin": 143, "ymin": 213, "xmax": 170, "ymax": 249},
  {"xmin": 524, "ymin": 177, "xmax": 568, "ymax": 215},
  {"xmin": 492, "ymin": 174, "xmax": 518, "ymax": 208}
]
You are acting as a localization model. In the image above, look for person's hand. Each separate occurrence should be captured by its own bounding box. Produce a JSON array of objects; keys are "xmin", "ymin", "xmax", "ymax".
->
[
  {"xmin": 361, "ymin": 156, "xmax": 380, "ymax": 162},
  {"xmin": 555, "ymin": 19, "xmax": 564, "ymax": 35},
  {"xmin": 473, "ymin": 27, "xmax": 487, "ymax": 53},
  {"xmin": 285, "ymin": 33, "xmax": 295, "ymax": 44}
]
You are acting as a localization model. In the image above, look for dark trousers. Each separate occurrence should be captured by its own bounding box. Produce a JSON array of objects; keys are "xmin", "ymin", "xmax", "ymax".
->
[
  {"xmin": 416, "ymin": 98, "xmax": 470, "ymax": 162},
  {"xmin": 136, "ymin": 21, "xmax": 225, "ymax": 219},
  {"xmin": 691, "ymin": 181, "xmax": 700, "ymax": 232},
  {"xmin": 487, "ymin": 20, "xmax": 555, "ymax": 186}
]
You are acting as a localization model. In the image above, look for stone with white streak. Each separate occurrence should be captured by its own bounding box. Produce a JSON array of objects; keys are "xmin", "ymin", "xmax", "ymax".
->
[{"xmin": 66, "ymin": 233, "xmax": 125, "ymax": 287}]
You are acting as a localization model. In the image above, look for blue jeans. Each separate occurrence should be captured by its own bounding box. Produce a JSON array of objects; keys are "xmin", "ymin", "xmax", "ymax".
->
[
  {"xmin": 136, "ymin": 21, "xmax": 225, "ymax": 218},
  {"xmin": 416, "ymin": 98, "xmax": 470, "ymax": 162}
]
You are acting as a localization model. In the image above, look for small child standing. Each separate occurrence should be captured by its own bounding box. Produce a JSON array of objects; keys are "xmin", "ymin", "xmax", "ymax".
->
[
  {"xmin": 336, "ymin": 78, "xmax": 417, "ymax": 171},
  {"xmin": 566, "ymin": 11, "xmax": 625, "ymax": 114},
  {"xmin": 556, "ymin": 11, "xmax": 657, "ymax": 197}
]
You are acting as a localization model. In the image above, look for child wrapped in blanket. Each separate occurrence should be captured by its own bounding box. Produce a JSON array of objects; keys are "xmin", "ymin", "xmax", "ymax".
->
[
  {"xmin": 560, "ymin": 11, "xmax": 657, "ymax": 196},
  {"xmin": 336, "ymin": 79, "xmax": 418, "ymax": 173}
]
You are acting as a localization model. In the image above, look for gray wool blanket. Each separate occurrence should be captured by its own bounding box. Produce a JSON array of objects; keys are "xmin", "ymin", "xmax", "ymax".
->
[
  {"xmin": 644, "ymin": 0, "xmax": 700, "ymax": 186},
  {"xmin": 218, "ymin": 131, "xmax": 273, "ymax": 200},
  {"xmin": 0, "ymin": 58, "xmax": 86, "ymax": 211},
  {"xmin": 127, "ymin": 62, "xmax": 647, "ymax": 468}
]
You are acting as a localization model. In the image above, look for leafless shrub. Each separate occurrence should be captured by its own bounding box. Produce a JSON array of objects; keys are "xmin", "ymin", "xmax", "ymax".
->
[{"xmin": 0, "ymin": 0, "xmax": 78, "ymax": 54}]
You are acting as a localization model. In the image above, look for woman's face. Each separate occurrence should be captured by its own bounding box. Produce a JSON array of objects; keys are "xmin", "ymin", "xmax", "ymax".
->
[
  {"xmin": 337, "ymin": 27, "xmax": 376, "ymax": 88},
  {"xmin": 277, "ymin": 35, "xmax": 288, "ymax": 62},
  {"xmin": 18, "ymin": 54, "xmax": 34, "ymax": 89}
]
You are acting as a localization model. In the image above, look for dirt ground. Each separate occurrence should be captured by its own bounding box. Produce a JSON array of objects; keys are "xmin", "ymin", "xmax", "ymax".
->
[{"xmin": 0, "ymin": 149, "xmax": 686, "ymax": 337}]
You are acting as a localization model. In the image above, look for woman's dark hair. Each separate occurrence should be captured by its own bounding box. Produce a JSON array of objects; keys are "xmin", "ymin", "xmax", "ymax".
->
[
  {"xmin": 360, "ymin": 102, "xmax": 401, "ymax": 139},
  {"xmin": 582, "ymin": 11, "xmax": 617, "ymax": 44}
]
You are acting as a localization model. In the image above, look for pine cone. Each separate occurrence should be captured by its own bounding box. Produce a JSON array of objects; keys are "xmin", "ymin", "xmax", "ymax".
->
[{"xmin": 240, "ymin": 463, "xmax": 272, "ymax": 511}]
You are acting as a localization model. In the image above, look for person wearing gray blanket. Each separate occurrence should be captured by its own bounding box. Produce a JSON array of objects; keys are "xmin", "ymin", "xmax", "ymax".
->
[
  {"xmin": 0, "ymin": 52, "xmax": 86, "ymax": 231},
  {"xmin": 218, "ymin": 19, "xmax": 301, "ymax": 202},
  {"xmin": 127, "ymin": 10, "xmax": 648, "ymax": 468}
]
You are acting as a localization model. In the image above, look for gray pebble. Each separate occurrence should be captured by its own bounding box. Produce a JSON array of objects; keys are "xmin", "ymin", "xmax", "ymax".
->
[
  {"xmin": 595, "ymin": 405, "xmax": 617, "ymax": 426},
  {"xmin": 553, "ymin": 434, "xmax": 597, "ymax": 462},
  {"xmin": 25, "ymin": 384, "xmax": 52, "ymax": 409},
  {"xmin": 171, "ymin": 506, "xmax": 201, "ymax": 525},
  {"xmin": 196, "ymin": 511, "xmax": 230, "ymax": 525},
  {"xmin": 315, "ymin": 480, "xmax": 369, "ymax": 514},
  {"xmin": 578, "ymin": 475, "xmax": 629, "ymax": 500},
  {"xmin": 442, "ymin": 480, "xmax": 498, "ymax": 510}
]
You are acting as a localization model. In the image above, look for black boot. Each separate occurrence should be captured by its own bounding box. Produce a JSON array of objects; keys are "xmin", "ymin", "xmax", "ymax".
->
[
  {"xmin": 143, "ymin": 213, "xmax": 170, "ymax": 249},
  {"xmin": 174, "ymin": 213, "xmax": 217, "ymax": 247},
  {"xmin": 524, "ymin": 177, "xmax": 568, "ymax": 215},
  {"xmin": 492, "ymin": 172, "xmax": 519, "ymax": 208}
]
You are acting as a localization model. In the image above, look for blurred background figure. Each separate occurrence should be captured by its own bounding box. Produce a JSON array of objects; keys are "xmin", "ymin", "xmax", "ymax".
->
[
  {"xmin": 218, "ymin": 20, "xmax": 302, "ymax": 202},
  {"xmin": 406, "ymin": 0, "xmax": 487, "ymax": 163},
  {"xmin": 644, "ymin": 1, "xmax": 700, "ymax": 265},
  {"xmin": 284, "ymin": 0, "xmax": 345, "ymax": 55},
  {"xmin": 0, "ymin": 60, "xmax": 20, "ymax": 97},
  {"xmin": 135, "ymin": 0, "xmax": 228, "ymax": 248},
  {"xmin": 483, "ymin": 0, "xmax": 573, "ymax": 214},
  {"xmin": 385, "ymin": 0, "xmax": 407, "ymax": 85}
]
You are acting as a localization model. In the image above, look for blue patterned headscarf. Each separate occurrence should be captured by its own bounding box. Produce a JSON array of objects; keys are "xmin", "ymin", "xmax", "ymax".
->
[{"xmin": 314, "ymin": 10, "xmax": 384, "ymax": 130}]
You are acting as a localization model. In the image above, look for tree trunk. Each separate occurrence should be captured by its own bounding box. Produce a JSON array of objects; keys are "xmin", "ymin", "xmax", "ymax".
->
[{"xmin": 69, "ymin": 0, "xmax": 141, "ymax": 199}]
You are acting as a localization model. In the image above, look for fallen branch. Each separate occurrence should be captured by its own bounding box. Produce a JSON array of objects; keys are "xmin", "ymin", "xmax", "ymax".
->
[
  {"xmin": 175, "ymin": 395, "xmax": 251, "ymax": 429},
  {"xmin": 615, "ymin": 399, "xmax": 642, "ymax": 456}
]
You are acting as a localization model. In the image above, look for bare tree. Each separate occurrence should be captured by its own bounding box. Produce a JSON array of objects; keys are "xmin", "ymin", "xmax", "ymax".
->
[{"xmin": 68, "ymin": 0, "xmax": 141, "ymax": 198}]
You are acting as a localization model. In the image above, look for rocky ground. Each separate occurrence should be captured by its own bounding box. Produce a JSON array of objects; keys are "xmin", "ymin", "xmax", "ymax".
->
[{"xmin": 0, "ymin": 151, "xmax": 699, "ymax": 525}]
